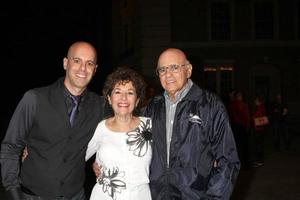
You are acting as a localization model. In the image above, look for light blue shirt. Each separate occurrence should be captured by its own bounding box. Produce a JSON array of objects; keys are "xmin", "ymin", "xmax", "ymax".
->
[{"xmin": 164, "ymin": 79, "xmax": 193, "ymax": 166}]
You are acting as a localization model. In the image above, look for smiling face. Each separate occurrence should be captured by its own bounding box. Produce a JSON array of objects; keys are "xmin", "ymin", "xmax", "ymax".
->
[
  {"xmin": 157, "ymin": 48, "xmax": 192, "ymax": 101},
  {"xmin": 63, "ymin": 42, "xmax": 98, "ymax": 95},
  {"xmin": 108, "ymin": 81, "xmax": 140, "ymax": 118}
]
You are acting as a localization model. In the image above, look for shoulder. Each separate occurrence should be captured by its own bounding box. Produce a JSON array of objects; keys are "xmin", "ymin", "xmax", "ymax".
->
[
  {"xmin": 99, "ymin": 118, "xmax": 107, "ymax": 125},
  {"xmin": 86, "ymin": 91, "xmax": 104, "ymax": 106},
  {"xmin": 30, "ymin": 78, "xmax": 63, "ymax": 96},
  {"xmin": 201, "ymin": 89, "xmax": 221, "ymax": 102},
  {"xmin": 139, "ymin": 116, "xmax": 152, "ymax": 123},
  {"xmin": 96, "ymin": 119, "xmax": 107, "ymax": 129},
  {"xmin": 149, "ymin": 94, "xmax": 164, "ymax": 104},
  {"xmin": 141, "ymin": 94, "xmax": 164, "ymax": 112},
  {"xmin": 148, "ymin": 93, "xmax": 165, "ymax": 108},
  {"xmin": 23, "ymin": 89, "xmax": 38, "ymax": 99},
  {"xmin": 87, "ymin": 90, "xmax": 102, "ymax": 99},
  {"xmin": 23, "ymin": 83, "xmax": 53, "ymax": 101},
  {"xmin": 188, "ymin": 85, "xmax": 224, "ymax": 107},
  {"xmin": 189, "ymin": 87, "xmax": 229, "ymax": 120}
]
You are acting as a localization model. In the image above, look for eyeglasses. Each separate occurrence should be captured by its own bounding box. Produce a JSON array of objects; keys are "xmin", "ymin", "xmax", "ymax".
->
[{"xmin": 156, "ymin": 63, "xmax": 190, "ymax": 76}]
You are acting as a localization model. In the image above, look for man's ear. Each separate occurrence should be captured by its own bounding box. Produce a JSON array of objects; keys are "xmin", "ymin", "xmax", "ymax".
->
[
  {"xmin": 93, "ymin": 64, "xmax": 98, "ymax": 75},
  {"xmin": 63, "ymin": 57, "xmax": 68, "ymax": 70},
  {"xmin": 186, "ymin": 64, "xmax": 193, "ymax": 78}
]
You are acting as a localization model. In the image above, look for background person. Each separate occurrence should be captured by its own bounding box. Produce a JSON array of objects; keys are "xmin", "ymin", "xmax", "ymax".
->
[
  {"xmin": 271, "ymin": 94, "xmax": 290, "ymax": 151},
  {"xmin": 251, "ymin": 95, "xmax": 268, "ymax": 167},
  {"xmin": 228, "ymin": 91, "xmax": 251, "ymax": 169}
]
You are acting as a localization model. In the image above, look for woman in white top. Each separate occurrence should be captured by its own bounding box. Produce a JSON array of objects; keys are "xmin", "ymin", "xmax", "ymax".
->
[{"xmin": 86, "ymin": 66, "xmax": 152, "ymax": 200}]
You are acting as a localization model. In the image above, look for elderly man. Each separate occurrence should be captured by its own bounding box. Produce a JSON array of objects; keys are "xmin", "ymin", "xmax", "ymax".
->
[{"xmin": 142, "ymin": 48, "xmax": 240, "ymax": 200}]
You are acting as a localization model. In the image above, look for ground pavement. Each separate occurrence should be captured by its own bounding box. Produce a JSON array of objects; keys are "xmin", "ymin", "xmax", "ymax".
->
[{"xmin": 231, "ymin": 130, "xmax": 300, "ymax": 200}]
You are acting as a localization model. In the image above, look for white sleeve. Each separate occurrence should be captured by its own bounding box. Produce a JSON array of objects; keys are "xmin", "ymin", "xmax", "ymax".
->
[{"xmin": 85, "ymin": 122, "xmax": 101, "ymax": 161}]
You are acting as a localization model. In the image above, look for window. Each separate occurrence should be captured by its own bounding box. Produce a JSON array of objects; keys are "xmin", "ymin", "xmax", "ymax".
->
[
  {"xmin": 220, "ymin": 66, "xmax": 234, "ymax": 96},
  {"xmin": 297, "ymin": 0, "xmax": 300, "ymax": 39},
  {"xmin": 170, "ymin": 0, "xmax": 203, "ymax": 42},
  {"xmin": 204, "ymin": 67, "xmax": 217, "ymax": 93},
  {"xmin": 121, "ymin": 0, "xmax": 127, "ymax": 8},
  {"xmin": 119, "ymin": 0, "xmax": 134, "ymax": 57},
  {"xmin": 254, "ymin": 1, "xmax": 274, "ymax": 39},
  {"xmin": 204, "ymin": 65, "xmax": 234, "ymax": 96},
  {"xmin": 210, "ymin": 1, "xmax": 231, "ymax": 40}
]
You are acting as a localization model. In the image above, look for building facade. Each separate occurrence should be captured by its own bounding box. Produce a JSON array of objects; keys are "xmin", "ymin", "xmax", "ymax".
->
[{"xmin": 112, "ymin": 0, "xmax": 300, "ymax": 124}]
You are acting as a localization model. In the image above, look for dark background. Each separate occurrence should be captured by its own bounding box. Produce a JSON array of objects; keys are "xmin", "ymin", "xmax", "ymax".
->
[{"xmin": 1, "ymin": 2, "xmax": 113, "ymax": 136}]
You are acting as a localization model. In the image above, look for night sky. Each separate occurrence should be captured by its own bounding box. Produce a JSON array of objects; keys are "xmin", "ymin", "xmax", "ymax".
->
[{"xmin": 1, "ymin": 2, "xmax": 112, "ymax": 136}]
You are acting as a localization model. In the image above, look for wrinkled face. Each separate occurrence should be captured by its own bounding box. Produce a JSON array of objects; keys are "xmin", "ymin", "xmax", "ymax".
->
[
  {"xmin": 108, "ymin": 81, "xmax": 140, "ymax": 117},
  {"xmin": 63, "ymin": 43, "xmax": 97, "ymax": 94},
  {"xmin": 157, "ymin": 50, "xmax": 192, "ymax": 99}
]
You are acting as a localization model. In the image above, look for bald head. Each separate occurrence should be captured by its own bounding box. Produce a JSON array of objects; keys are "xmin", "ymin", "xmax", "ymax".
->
[
  {"xmin": 157, "ymin": 48, "xmax": 188, "ymax": 67},
  {"xmin": 67, "ymin": 41, "xmax": 98, "ymax": 63}
]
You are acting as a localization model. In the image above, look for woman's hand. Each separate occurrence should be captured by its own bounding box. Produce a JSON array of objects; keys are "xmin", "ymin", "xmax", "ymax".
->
[
  {"xmin": 92, "ymin": 162, "xmax": 102, "ymax": 178},
  {"xmin": 22, "ymin": 147, "xmax": 28, "ymax": 162}
]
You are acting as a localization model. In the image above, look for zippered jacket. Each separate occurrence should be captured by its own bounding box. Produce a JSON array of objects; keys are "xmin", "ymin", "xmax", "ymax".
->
[{"xmin": 142, "ymin": 83, "xmax": 240, "ymax": 200}]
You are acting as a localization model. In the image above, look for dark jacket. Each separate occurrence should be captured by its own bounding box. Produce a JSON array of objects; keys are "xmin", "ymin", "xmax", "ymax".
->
[
  {"xmin": 142, "ymin": 84, "xmax": 240, "ymax": 200},
  {"xmin": 0, "ymin": 78, "xmax": 104, "ymax": 199}
]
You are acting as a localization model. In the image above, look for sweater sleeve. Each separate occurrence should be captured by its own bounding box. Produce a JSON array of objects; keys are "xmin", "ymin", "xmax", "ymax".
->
[{"xmin": 0, "ymin": 90, "xmax": 36, "ymax": 193}]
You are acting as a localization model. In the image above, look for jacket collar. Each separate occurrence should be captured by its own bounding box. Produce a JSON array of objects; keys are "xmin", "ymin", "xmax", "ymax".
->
[{"xmin": 156, "ymin": 82, "xmax": 203, "ymax": 103}]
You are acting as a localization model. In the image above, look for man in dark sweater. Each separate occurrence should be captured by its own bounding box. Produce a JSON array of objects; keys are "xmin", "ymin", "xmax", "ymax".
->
[{"xmin": 0, "ymin": 41, "xmax": 104, "ymax": 200}]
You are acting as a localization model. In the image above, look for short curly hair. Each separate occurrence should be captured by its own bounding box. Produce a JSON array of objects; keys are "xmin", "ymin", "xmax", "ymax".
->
[{"xmin": 102, "ymin": 66, "xmax": 146, "ymax": 107}]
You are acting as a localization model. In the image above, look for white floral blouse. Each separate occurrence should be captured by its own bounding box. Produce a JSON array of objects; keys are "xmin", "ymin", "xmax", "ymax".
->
[{"xmin": 86, "ymin": 117, "xmax": 152, "ymax": 200}]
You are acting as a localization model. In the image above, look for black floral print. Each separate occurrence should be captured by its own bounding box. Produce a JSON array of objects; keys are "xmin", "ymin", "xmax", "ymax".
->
[
  {"xmin": 126, "ymin": 118, "xmax": 152, "ymax": 157},
  {"xmin": 97, "ymin": 167, "xmax": 126, "ymax": 200}
]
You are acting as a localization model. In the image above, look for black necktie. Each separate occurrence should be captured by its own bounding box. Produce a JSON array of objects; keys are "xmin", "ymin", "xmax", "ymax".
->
[{"xmin": 69, "ymin": 95, "xmax": 80, "ymax": 127}]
